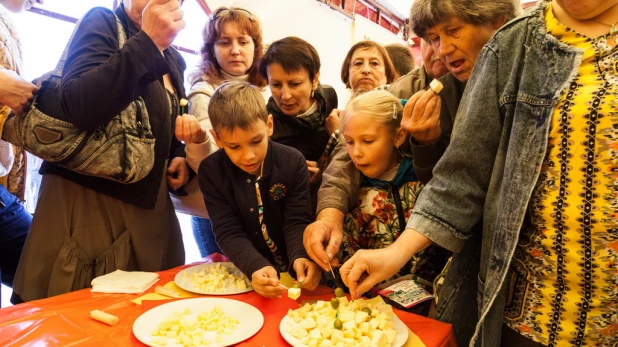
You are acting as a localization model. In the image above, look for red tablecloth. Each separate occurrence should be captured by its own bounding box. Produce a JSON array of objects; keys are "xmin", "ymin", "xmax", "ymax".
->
[{"xmin": 0, "ymin": 254, "xmax": 457, "ymax": 347}]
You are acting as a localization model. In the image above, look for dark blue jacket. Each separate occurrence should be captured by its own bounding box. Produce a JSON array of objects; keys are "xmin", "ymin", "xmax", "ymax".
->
[{"xmin": 199, "ymin": 141, "xmax": 312, "ymax": 278}]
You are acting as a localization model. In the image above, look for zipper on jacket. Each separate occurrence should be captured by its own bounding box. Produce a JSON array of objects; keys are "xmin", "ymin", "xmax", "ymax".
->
[{"xmin": 389, "ymin": 183, "xmax": 407, "ymax": 234}]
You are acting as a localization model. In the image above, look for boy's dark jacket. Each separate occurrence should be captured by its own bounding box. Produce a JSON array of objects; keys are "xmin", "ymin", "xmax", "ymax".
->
[{"xmin": 199, "ymin": 140, "xmax": 312, "ymax": 278}]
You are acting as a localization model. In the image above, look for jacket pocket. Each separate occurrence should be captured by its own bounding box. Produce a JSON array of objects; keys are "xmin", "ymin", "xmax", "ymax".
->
[{"xmin": 47, "ymin": 230, "xmax": 131, "ymax": 297}]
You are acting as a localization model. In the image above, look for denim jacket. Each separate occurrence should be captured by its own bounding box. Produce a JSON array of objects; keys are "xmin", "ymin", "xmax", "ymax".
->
[{"xmin": 406, "ymin": 2, "xmax": 583, "ymax": 346}]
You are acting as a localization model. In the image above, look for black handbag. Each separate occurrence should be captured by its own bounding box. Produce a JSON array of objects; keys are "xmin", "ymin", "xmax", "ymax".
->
[{"xmin": 2, "ymin": 8, "xmax": 155, "ymax": 184}]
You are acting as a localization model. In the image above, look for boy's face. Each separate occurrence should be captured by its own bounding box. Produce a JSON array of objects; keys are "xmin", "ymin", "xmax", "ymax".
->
[{"xmin": 211, "ymin": 116, "xmax": 273, "ymax": 176}]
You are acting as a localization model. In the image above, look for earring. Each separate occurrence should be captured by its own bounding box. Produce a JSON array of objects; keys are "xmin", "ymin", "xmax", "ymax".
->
[{"xmin": 311, "ymin": 89, "xmax": 315, "ymax": 98}]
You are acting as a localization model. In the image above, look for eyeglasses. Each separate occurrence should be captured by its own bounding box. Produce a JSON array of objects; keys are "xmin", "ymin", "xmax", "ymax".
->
[{"xmin": 213, "ymin": 8, "xmax": 254, "ymax": 22}]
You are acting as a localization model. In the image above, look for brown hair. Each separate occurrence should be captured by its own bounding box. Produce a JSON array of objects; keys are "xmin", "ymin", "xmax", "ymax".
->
[
  {"xmin": 385, "ymin": 43, "xmax": 415, "ymax": 78},
  {"xmin": 258, "ymin": 36, "xmax": 321, "ymax": 82},
  {"xmin": 410, "ymin": 0, "xmax": 521, "ymax": 39},
  {"xmin": 340, "ymin": 41, "xmax": 396, "ymax": 89},
  {"xmin": 209, "ymin": 81, "xmax": 269, "ymax": 133},
  {"xmin": 190, "ymin": 6, "xmax": 266, "ymax": 87}
]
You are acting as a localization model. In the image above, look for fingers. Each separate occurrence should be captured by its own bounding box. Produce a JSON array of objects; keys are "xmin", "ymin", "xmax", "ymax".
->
[
  {"xmin": 401, "ymin": 90, "xmax": 423, "ymax": 124},
  {"xmin": 301, "ymin": 262, "xmax": 321, "ymax": 291},
  {"xmin": 304, "ymin": 222, "xmax": 331, "ymax": 271},
  {"xmin": 324, "ymin": 234, "xmax": 341, "ymax": 265},
  {"xmin": 252, "ymin": 267, "xmax": 285, "ymax": 298},
  {"xmin": 293, "ymin": 259, "xmax": 307, "ymax": 283},
  {"xmin": 340, "ymin": 254, "xmax": 369, "ymax": 299},
  {"xmin": 167, "ymin": 158, "xmax": 180, "ymax": 173},
  {"xmin": 306, "ymin": 160, "xmax": 318, "ymax": 168},
  {"xmin": 175, "ymin": 116, "xmax": 183, "ymax": 141}
]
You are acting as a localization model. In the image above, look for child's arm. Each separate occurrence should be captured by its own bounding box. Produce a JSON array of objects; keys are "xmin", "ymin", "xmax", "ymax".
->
[{"xmin": 198, "ymin": 158, "xmax": 273, "ymax": 279}]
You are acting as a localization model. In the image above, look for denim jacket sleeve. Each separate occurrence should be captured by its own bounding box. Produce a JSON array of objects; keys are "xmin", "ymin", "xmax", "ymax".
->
[{"xmin": 407, "ymin": 46, "xmax": 504, "ymax": 253}]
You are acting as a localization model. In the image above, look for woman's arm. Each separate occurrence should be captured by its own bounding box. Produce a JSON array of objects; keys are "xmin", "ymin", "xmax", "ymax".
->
[{"xmin": 60, "ymin": 8, "xmax": 170, "ymax": 131}]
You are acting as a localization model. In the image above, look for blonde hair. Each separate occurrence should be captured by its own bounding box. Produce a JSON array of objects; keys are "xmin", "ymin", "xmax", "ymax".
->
[{"xmin": 341, "ymin": 90, "xmax": 403, "ymax": 133}]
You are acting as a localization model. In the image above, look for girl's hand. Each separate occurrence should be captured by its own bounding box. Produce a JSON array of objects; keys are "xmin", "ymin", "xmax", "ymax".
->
[
  {"xmin": 293, "ymin": 258, "xmax": 321, "ymax": 291},
  {"xmin": 251, "ymin": 266, "xmax": 285, "ymax": 298},
  {"xmin": 175, "ymin": 114, "xmax": 207, "ymax": 144}
]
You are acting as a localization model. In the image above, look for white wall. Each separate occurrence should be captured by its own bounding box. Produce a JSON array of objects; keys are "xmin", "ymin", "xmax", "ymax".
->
[
  {"xmin": 12, "ymin": 0, "xmax": 406, "ymax": 109},
  {"xmin": 203, "ymin": 0, "xmax": 406, "ymax": 108}
]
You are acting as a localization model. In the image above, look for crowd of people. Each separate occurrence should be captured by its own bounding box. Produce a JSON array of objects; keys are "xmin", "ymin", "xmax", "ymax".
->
[{"xmin": 1, "ymin": 0, "xmax": 616, "ymax": 346}]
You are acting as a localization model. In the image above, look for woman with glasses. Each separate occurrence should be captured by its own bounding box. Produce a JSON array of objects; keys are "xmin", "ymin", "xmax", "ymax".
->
[
  {"xmin": 174, "ymin": 6, "xmax": 268, "ymax": 259},
  {"xmin": 258, "ymin": 37, "xmax": 338, "ymax": 209}
]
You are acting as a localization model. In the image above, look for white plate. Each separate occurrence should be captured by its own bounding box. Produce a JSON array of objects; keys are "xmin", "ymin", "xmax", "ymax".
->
[
  {"xmin": 133, "ymin": 297, "xmax": 263, "ymax": 347},
  {"xmin": 279, "ymin": 313, "xmax": 409, "ymax": 347},
  {"xmin": 174, "ymin": 263, "xmax": 253, "ymax": 295}
]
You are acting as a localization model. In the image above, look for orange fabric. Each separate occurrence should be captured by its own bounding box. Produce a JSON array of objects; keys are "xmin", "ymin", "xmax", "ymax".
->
[{"xmin": 0, "ymin": 254, "xmax": 457, "ymax": 346}]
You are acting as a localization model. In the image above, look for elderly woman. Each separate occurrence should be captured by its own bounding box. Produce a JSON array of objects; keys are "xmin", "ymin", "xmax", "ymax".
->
[
  {"xmin": 174, "ymin": 6, "xmax": 267, "ymax": 259},
  {"xmin": 340, "ymin": 40, "xmax": 396, "ymax": 94},
  {"xmin": 342, "ymin": 0, "xmax": 618, "ymax": 346},
  {"xmin": 303, "ymin": 0, "xmax": 517, "ymax": 273},
  {"xmin": 12, "ymin": 0, "xmax": 188, "ymax": 302},
  {"xmin": 258, "ymin": 36, "xmax": 338, "ymax": 205}
]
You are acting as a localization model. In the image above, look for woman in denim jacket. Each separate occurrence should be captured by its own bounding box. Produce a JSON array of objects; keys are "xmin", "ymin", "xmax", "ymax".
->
[{"xmin": 341, "ymin": 0, "xmax": 618, "ymax": 346}]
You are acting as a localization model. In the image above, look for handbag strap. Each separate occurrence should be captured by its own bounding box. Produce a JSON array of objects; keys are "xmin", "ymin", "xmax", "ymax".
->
[{"xmin": 51, "ymin": 8, "xmax": 127, "ymax": 78}]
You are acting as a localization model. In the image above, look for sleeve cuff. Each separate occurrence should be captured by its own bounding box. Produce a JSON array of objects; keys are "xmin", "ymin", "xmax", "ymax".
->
[
  {"xmin": 129, "ymin": 31, "xmax": 170, "ymax": 79},
  {"xmin": 316, "ymin": 193, "xmax": 349, "ymax": 215},
  {"xmin": 406, "ymin": 211, "xmax": 468, "ymax": 253},
  {"xmin": 185, "ymin": 137, "xmax": 218, "ymax": 173}
]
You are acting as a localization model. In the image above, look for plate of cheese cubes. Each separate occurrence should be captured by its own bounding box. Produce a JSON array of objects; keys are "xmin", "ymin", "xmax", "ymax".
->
[
  {"xmin": 132, "ymin": 297, "xmax": 263, "ymax": 347},
  {"xmin": 174, "ymin": 262, "xmax": 252, "ymax": 295},
  {"xmin": 280, "ymin": 296, "xmax": 408, "ymax": 347}
]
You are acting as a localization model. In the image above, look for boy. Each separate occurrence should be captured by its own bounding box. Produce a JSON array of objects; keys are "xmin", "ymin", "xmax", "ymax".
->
[{"xmin": 198, "ymin": 81, "xmax": 321, "ymax": 298}]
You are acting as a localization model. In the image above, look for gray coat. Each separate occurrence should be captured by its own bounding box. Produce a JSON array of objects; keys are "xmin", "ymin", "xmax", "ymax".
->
[{"xmin": 406, "ymin": 2, "xmax": 583, "ymax": 346}]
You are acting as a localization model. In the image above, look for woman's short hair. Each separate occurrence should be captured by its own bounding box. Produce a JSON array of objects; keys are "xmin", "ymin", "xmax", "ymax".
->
[
  {"xmin": 191, "ymin": 6, "xmax": 266, "ymax": 87},
  {"xmin": 341, "ymin": 90, "xmax": 403, "ymax": 132},
  {"xmin": 258, "ymin": 37, "xmax": 321, "ymax": 82},
  {"xmin": 410, "ymin": 0, "xmax": 521, "ymax": 39},
  {"xmin": 340, "ymin": 41, "xmax": 396, "ymax": 89},
  {"xmin": 209, "ymin": 81, "xmax": 268, "ymax": 133}
]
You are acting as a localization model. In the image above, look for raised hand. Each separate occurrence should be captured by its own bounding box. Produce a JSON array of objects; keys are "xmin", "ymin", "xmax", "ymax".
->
[
  {"xmin": 175, "ymin": 114, "xmax": 207, "ymax": 144},
  {"xmin": 400, "ymin": 88, "xmax": 442, "ymax": 145},
  {"xmin": 142, "ymin": 0, "xmax": 185, "ymax": 53}
]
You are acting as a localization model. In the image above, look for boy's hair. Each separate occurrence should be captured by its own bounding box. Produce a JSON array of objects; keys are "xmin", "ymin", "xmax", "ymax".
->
[
  {"xmin": 208, "ymin": 81, "xmax": 268, "ymax": 133},
  {"xmin": 341, "ymin": 90, "xmax": 403, "ymax": 132}
]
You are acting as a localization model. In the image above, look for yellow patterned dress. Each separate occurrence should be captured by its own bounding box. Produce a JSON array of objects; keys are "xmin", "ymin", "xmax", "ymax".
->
[{"xmin": 504, "ymin": 5, "xmax": 618, "ymax": 347}]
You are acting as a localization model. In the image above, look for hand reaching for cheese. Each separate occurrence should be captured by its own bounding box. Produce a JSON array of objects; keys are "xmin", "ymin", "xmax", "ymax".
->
[
  {"xmin": 293, "ymin": 258, "xmax": 321, "ymax": 291},
  {"xmin": 252, "ymin": 266, "xmax": 286, "ymax": 298}
]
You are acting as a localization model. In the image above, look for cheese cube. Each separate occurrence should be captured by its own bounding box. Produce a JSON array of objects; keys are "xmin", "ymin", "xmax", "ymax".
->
[
  {"xmin": 355, "ymin": 310, "xmax": 369, "ymax": 324},
  {"xmin": 331, "ymin": 328, "xmax": 344, "ymax": 344},
  {"xmin": 385, "ymin": 328, "xmax": 397, "ymax": 344},
  {"xmin": 309, "ymin": 328, "xmax": 322, "ymax": 340},
  {"xmin": 429, "ymin": 79, "xmax": 443, "ymax": 94},
  {"xmin": 288, "ymin": 287, "xmax": 301, "ymax": 300},
  {"xmin": 372, "ymin": 330, "xmax": 389, "ymax": 347}
]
